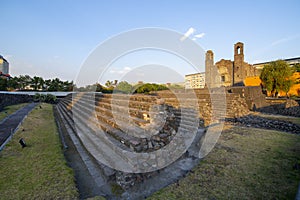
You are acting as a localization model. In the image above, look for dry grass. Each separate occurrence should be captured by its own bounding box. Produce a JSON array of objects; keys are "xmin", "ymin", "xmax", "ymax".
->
[
  {"xmin": 148, "ymin": 124, "xmax": 300, "ymax": 200},
  {"xmin": 0, "ymin": 103, "xmax": 79, "ymax": 200}
]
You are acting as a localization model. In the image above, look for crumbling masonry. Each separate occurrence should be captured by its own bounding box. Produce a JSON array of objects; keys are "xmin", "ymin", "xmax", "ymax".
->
[{"xmin": 205, "ymin": 42, "xmax": 256, "ymax": 87}]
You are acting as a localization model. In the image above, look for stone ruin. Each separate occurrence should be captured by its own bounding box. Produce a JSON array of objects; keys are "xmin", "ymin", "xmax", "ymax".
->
[
  {"xmin": 205, "ymin": 42, "xmax": 257, "ymax": 88},
  {"xmin": 54, "ymin": 87, "xmax": 253, "ymax": 199},
  {"xmin": 55, "ymin": 85, "xmax": 300, "ymax": 199}
]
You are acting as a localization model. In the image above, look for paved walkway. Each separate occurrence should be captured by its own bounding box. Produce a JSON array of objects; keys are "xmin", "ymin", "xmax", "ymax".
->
[{"xmin": 0, "ymin": 102, "xmax": 37, "ymax": 150}]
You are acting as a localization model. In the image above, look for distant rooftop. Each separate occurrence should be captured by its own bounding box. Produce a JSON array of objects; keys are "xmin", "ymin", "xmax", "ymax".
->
[
  {"xmin": 253, "ymin": 57, "xmax": 300, "ymax": 66},
  {"xmin": 185, "ymin": 72, "xmax": 205, "ymax": 77},
  {"xmin": 0, "ymin": 55, "xmax": 8, "ymax": 63}
]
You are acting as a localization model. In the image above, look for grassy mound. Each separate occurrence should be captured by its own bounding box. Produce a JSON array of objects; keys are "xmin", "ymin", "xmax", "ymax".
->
[
  {"xmin": 0, "ymin": 103, "xmax": 79, "ymax": 199},
  {"xmin": 149, "ymin": 125, "xmax": 300, "ymax": 199}
]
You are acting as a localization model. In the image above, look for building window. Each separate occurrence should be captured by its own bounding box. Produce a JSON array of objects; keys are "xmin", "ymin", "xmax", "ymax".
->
[
  {"xmin": 237, "ymin": 46, "xmax": 241, "ymax": 54},
  {"xmin": 221, "ymin": 75, "xmax": 225, "ymax": 82}
]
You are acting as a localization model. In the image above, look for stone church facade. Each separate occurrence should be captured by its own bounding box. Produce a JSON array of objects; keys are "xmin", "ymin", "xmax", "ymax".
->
[{"xmin": 205, "ymin": 42, "xmax": 256, "ymax": 88}]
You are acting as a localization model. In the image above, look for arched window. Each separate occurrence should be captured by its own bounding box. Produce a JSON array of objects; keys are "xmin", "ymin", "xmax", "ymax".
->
[{"xmin": 237, "ymin": 46, "xmax": 241, "ymax": 54}]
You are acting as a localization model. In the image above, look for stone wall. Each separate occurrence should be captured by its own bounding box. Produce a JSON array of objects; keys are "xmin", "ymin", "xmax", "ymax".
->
[
  {"xmin": 155, "ymin": 88, "xmax": 250, "ymax": 125},
  {"xmin": 226, "ymin": 86, "xmax": 267, "ymax": 111},
  {"xmin": 0, "ymin": 93, "xmax": 33, "ymax": 111},
  {"xmin": 215, "ymin": 59, "xmax": 233, "ymax": 87},
  {"xmin": 261, "ymin": 98, "xmax": 300, "ymax": 117}
]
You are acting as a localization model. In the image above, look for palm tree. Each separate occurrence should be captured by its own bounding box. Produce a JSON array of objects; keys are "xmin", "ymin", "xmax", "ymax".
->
[
  {"xmin": 7, "ymin": 77, "xmax": 20, "ymax": 90},
  {"xmin": 31, "ymin": 76, "xmax": 41, "ymax": 91},
  {"xmin": 24, "ymin": 75, "xmax": 32, "ymax": 90},
  {"xmin": 39, "ymin": 77, "xmax": 45, "ymax": 91},
  {"xmin": 61, "ymin": 80, "xmax": 74, "ymax": 91},
  {"xmin": 17, "ymin": 75, "xmax": 26, "ymax": 90},
  {"xmin": 44, "ymin": 79, "xmax": 51, "ymax": 91}
]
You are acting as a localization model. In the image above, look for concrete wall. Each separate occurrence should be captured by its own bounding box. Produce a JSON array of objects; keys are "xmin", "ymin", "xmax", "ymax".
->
[{"xmin": 0, "ymin": 93, "xmax": 33, "ymax": 111}]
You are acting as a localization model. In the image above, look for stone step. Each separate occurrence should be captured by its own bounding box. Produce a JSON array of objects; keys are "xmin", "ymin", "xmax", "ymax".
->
[
  {"xmin": 61, "ymin": 97, "xmax": 72, "ymax": 104},
  {"xmin": 69, "ymin": 113, "xmax": 135, "ymax": 171},
  {"xmin": 69, "ymin": 101, "xmax": 149, "ymax": 129},
  {"xmin": 73, "ymin": 96, "xmax": 96, "ymax": 109},
  {"xmin": 58, "ymin": 102, "xmax": 75, "ymax": 123},
  {"xmin": 59, "ymin": 102, "xmax": 126, "ymax": 152},
  {"xmin": 98, "ymin": 93, "xmax": 158, "ymax": 102},
  {"xmin": 95, "ymin": 111, "xmax": 151, "ymax": 139},
  {"xmin": 95, "ymin": 105, "xmax": 149, "ymax": 127},
  {"xmin": 177, "ymin": 123, "xmax": 200, "ymax": 133},
  {"xmin": 56, "ymin": 104, "xmax": 76, "ymax": 134},
  {"xmin": 60, "ymin": 98, "xmax": 75, "ymax": 111},
  {"xmin": 68, "ymin": 96, "xmax": 183, "ymax": 139},
  {"xmin": 71, "ymin": 104, "xmax": 142, "ymax": 150},
  {"xmin": 95, "ymin": 101, "xmax": 152, "ymax": 121},
  {"xmin": 55, "ymin": 104, "xmax": 115, "ymax": 191},
  {"xmin": 97, "ymin": 98, "xmax": 155, "ymax": 111}
]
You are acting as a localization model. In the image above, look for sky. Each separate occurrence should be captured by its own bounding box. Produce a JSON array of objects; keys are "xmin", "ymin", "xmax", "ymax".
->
[{"xmin": 1, "ymin": 0, "xmax": 300, "ymax": 85}]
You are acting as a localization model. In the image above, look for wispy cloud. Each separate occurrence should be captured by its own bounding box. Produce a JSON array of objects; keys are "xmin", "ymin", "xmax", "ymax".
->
[
  {"xmin": 271, "ymin": 35, "xmax": 300, "ymax": 46},
  {"xmin": 271, "ymin": 38, "xmax": 290, "ymax": 46},
  {"xmin": 180, "ymin": 27, "xmax": 196, "ymax": 41},
  {"xmin": 194, "ymin": 33, "xmax": 205, "ymax": 38},
  {"xmin": 109, "ymin": 66, "xmax": 132, "ymax": 74},
  {"xmin": 180, "ymin": 27, "xmax": 205, "ymax": 41}
]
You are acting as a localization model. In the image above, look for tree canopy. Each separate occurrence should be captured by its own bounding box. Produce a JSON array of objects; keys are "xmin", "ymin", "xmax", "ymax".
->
[
  {"xmin": 260, "ymin": 60, "xmax": 294, "ymax": 97},
  {"xmin": 293, "ymin": 63, "xmax": 300, "ymax": 72},
  {"xmin": 75, "ymin": 81, "xmax": 169, "ymax": 94},
  {"xmin": 114, "ymin": 81, "xmax": 133, "ymax": 94},
  {"xmin": 134, "ymin": 83, "xmax": 168, "ymax": 94},
  {"xmin": 0, "ymin": 75, "xmax": 74, "ymax": 92}
]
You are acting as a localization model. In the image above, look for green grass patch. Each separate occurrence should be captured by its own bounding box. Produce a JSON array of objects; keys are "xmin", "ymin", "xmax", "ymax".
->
[
  {"xmin": 0, "ymin": 103, "xmax": 28, "ymax": 121},
  {"xmin": 0, "ymin": 103, "xmax": 79, "ymax": 199},
  {"xmin": 148, "ymin": 125, "xmax": 300, "ymax": 200}
]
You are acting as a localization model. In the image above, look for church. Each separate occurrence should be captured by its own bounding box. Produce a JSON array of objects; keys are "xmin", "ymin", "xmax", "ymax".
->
[{"xmin": 205, "ymin": 42, "xmax": 256, "ymax": 88}]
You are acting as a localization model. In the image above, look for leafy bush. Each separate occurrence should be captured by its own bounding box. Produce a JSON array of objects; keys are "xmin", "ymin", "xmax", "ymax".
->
[
  {"xmin": 33, "ymin": 93, "xmax": 57, "ymax": 103},
  {"xmin": 134, "ymin": 83, "xmax": 168, "ymax": 94},
  {"xmin": 45, "ymin": 94, "xmax": 57, "ymax": 103},
  {"xmin": 33, "ymin": 93, "xmax": 41, "ymax": 102},
  {"xmin": 114, "ymin": 81, "xmax": 133, "ymax": 94}
]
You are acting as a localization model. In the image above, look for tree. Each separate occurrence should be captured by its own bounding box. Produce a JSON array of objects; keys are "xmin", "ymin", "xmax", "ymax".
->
[
  {"xmin": 7, "ymin": 77, "xmax": 20, "ymax": 90},
  {"xmin": 134, "ymin": 83, "xmax": 168, "ymax": 94},
  {"xmin": 294, "ymin": 63, "xmax": 300, "ymax": 72},
  {"xmin": 64, "ymin": 81, "xmax": 74, "ymax": 91},
  {"xmin": 115, "ymin": 81, "xmax": 133, "ymax": 94},
  {"xmin": 260, "ymin": 60, "xmax": 294, "ymax": 97},
  {"xmin": 48, "ymin": 78, "xmax": 62, "ymax": 91},
  {"xmin": 39, "ymin": 77, "xmax": 45, "ymax": 90},
  {"xmin": 0, "ymin": 78, "xmax": 8, "ymax": 91},
  {"xmin": 17, "ymin": 75, "xmax": 31, "ymax": 90},
  {"xmin": 30, "ymin": 76, "xmax": 42, "ymax": 90},
  {"xmin": 24, "ymin": 75, "xmax": 32, "ymax": 89},
  {"xmin": 281, "ymin": 79, "xmax": 293, "ymax": 97}
]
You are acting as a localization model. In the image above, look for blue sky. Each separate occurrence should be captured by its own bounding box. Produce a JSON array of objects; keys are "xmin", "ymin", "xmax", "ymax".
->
[{"xmin": 1, "ymin": 0, "xmax": 300, "ymax": 85}]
